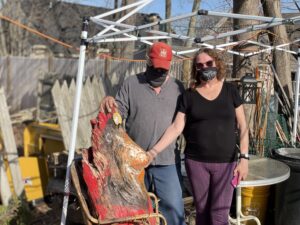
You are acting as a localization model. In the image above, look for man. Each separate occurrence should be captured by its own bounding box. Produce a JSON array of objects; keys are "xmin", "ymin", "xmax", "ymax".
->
[{"xmin": 100, "ymin": 42, "xmax": 185, "ymax": 225}]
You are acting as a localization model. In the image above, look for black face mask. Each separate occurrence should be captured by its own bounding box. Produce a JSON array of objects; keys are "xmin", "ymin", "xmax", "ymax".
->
[
  {"xmin": 145, "ymin": 66, "xmax": 168, "ymax": 87},
  {"xmin": 197, "ymin": 67, "xmax": 218, "ymax": 82}
]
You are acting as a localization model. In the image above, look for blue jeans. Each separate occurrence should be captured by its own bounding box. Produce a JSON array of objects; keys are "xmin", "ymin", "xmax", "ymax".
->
[{"xmin": 145, "ymin": 164, "xmax": 186, "ymax": 225}]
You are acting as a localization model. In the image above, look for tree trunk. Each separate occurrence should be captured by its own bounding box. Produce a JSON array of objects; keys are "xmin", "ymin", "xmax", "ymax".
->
[
  {"xmin": 113, "ymin": 0, "xmax": 119, "ymax": 19},
  {"xmin": 232, "ymin": 0, "xmax": 260, "ymax": 79},
  {"xmin": 0, "ymin": 0, "xmax": 29, "ymax": 56},
  {"xmin": 119, "ymin": 0, "xmax": 136, "ymax": 59},
  {"xmin": 0, "ymin": 20, "xmax": 8, "ymax": 55},
  {"xmin": 182, "ymin": 0, "xmax": 201, "ymax": 87},
  {"xmin": 233, "ymin": 0, "xmax": 260, "ymax": 137},
  {"xmin": 165, "ymin": 0, "xmax": 172, "ymax": 45},
  {"xmin": 186, "ymin": 0, "xmax": 201, "ymax": 47},
  {"xmin": 261, "ymin": 0, "xmax": 293, "ymax": 101}
]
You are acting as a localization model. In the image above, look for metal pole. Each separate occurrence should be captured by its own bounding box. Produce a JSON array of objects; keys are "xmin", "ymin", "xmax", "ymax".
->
[
  {"xmin": 195, "ymin": 20, "xmax": 284, "ymax": 43},
  {"xmin": 92, "ymin": 12, "xmax": 299, "ymax": 43},
  {"xmin": 175, "ymin": 42, "xmax": 246, "ymax": 57},
  {"xmin": 195, "ymin": 15, "xmax": 300, "ymax": 43},
  {"xmin": 92, "ymin": 23, "xmax": 183, "ymax": 57},
  {"xmin": 148, "ymin": 19, "xmax": 290, "ymax": 49},
  {"xmin": 91, "ymin": 11, "xmax": 198, "ymax": 42},
  {"xmin": 236, "ymin": 187, "xmax": 241, "ymax": 225},
  {"xmin": 93, "ymin": 0, "xmax": 150, "ymax": 20},
  {"xmin": 93, "ymin": 0, "xmax": 152, "ymax": 37},
  {"xmin": 92, "ymin": 17, "xmax": 133, "ymax": 29},
  {"xmin": 60, "ymin": 17, "xmax": 89, "ymax": 225},
  {"xmin": 292, "ymin": 47, "xmax": 300, "ymax": 145},
  {"xmin": 95, "ymin": 36, "xmax": 170, "ymax": 43},
  {"xmin": 198, "ymin": 9, "xmax": 285, "ymax": 23},
  {"xmin": 245, "ymin": 39, "xmax": 300, "ymax": 57},
  {"xmin": 89, "ymin": 1, "xmax": 154, "ymax": 47}
]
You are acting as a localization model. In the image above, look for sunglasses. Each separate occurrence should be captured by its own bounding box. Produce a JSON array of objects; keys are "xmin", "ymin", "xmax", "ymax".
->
[{"xmin": 196, "ymin": 60, "xmax": 214, "ymax": 70}]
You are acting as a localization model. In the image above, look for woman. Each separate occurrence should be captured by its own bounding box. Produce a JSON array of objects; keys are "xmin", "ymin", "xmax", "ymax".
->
[{"xmin": 147, "ymin": 48, "xmax": 249, "ymax": 225}]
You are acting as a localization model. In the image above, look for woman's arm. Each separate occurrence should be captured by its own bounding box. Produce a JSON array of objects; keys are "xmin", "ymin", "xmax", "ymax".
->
[
  {"xmin": 147, "ymin": 112, "xmax": 186, "ymax": 162},
  {"xmin": 234, "ymin": 105, "xmax": 249, "ymax": 183}
]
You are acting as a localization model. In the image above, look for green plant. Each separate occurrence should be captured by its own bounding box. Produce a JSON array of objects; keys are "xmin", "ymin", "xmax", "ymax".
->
[{"xmin": 0, "ymin": 197, "xmax": 31, "ymax": 225}]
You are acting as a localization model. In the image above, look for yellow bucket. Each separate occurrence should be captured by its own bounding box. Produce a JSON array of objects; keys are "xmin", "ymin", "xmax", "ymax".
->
[{"xmin": 241, "ymin": 186, "xmax": 270, "ymax": 225}]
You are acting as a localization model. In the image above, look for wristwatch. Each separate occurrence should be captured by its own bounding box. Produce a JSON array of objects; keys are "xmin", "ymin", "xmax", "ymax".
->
[{"xmin": 239, "ymin": 153, "xmax": 250, "ymax": 160}]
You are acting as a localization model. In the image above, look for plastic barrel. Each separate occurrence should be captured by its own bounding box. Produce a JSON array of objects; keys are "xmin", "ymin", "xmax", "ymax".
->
[
  {"xmin": 241, "ymin": 186, "xmax": 270, "ymax": 225},
  {"xmin": 271, "ymin": 148, "xmax": 300, "ymax": 225}
]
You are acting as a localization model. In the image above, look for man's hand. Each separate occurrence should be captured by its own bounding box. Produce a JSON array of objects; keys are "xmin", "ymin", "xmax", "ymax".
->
[{"xmin": 99, "ymin": 96, "xmax": 118, "ymax": 113}]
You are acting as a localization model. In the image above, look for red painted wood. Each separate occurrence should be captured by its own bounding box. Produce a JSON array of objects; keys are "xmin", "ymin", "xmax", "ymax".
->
[{"xmin": 82, "ymin": 111, "xmax": 155, "ymax": 224}]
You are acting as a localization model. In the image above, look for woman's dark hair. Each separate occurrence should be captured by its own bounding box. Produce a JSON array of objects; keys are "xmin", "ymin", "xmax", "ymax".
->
[{"xmin": 191, "ymin": 48, "xmax": 226, "ymax": 87}]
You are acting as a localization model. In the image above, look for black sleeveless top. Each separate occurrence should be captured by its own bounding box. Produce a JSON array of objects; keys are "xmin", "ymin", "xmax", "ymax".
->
[{"xmin": 178, "ymin": 82, "xmax": 243, "ymax": 163}]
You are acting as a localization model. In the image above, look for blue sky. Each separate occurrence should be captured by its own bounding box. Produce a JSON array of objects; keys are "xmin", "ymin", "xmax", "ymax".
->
[
  {"xmin": 62, "ymin": 0, "xmax": 229, "ymax": 17},
  {"xmin": 63, "ymin": 0, "xmax": 299, "ymax": 18}
]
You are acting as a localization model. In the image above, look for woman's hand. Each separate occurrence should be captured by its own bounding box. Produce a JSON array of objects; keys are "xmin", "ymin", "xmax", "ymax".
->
[
  {"xmin": 234, "ymin": 159, "xmax": 249, "ymax": 184},
  {"xmin": 146, "ymin": 148, "xmax": 158, "ymax": 167},
  {"xmin": 99, "ymin": 96, "xmax": 118, "ymax": 113}
]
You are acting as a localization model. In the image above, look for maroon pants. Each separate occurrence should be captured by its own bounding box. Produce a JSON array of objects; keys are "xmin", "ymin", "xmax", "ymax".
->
[{"xmin": 185, "ymin": 158, "xmax": 236, "ymax": 225}]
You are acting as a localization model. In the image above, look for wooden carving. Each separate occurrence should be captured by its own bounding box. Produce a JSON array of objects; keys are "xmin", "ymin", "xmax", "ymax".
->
[{"xmin": 82, "ymin": 110, "xmax": 154, "ymax": 224}]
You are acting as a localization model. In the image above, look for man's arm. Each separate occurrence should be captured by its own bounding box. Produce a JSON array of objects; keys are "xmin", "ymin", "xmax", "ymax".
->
[{"xmin": 99, "ymin": 96, "xmax": 118, "ymax": 113}]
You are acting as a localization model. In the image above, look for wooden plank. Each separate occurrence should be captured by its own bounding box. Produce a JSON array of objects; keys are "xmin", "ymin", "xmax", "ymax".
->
[
  {"xmin": 85, "ymin": 77, "xmax": 100, "ymax": 119},
  {"xmin": 69, "ymin": 79, "xmax": 91, "ymax": 149},
  {"xmin": 63, "ymin": 80, "xmax": 74, "ymax": 150},
  {"xmin": 77, "ymin": 79, "xmax": 92, "ymax": 148},
  {"xmin": 104, "ymin": 72, "xmax": 115, "ymax": 96},
  {"xmin": 91, "ymin": 77, "xmax": 102, "ymax": 103},
  {"xmin": 0, "ymin": 88, "xmax": 24, "ymax": 196},
  {"xmin": 52, "ymin": 80, "xmax": 70, "ymax": 150},
  {"xmin": 98, "ymin": 77, "xmax": 108, "ymax": 99},
  {"xmin": 275, "ymin": 120, "xmax": 289, "ymax": 144},
  {"xmin": 52, "ymin": 78, "xmax": 100, "ymax": 151},
  {"xmin": 84, "ymin": 77, "xmax": 94, "ymax": 107},
  {"xmin": 82, "ymin": 79, "xmax": 94, "ymax": 146},
  {"xmin": 0, "ymin": 152, "xmax": 12, "ymax": 205}
]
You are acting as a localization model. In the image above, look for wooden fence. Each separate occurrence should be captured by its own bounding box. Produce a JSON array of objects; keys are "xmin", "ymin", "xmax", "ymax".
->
[
  {"xmin": 0, "ymin": 88, "xmax": 24, "ymax": 205},
  {"xmin": 0, "ymin": 56, "xmax": 185, "ymax": 113},
  {"xmin": 51, "ymin": 59, "xmax": 185, "ymax": 150}
]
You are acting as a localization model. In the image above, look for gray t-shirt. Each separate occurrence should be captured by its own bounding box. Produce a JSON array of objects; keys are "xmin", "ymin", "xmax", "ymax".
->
[{"xmin": 115, "ymin": 72, "xmax": 184, "ymax": 165}]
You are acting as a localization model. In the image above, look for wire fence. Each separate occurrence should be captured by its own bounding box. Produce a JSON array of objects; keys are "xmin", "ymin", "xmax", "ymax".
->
[{"xmin": 249, "ymin": 112, "xmax": 293, "ymax": 157}]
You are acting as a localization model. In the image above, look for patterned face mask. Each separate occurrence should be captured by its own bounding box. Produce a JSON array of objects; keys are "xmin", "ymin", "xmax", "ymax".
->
[
  {"xmin": 145, "ymin": 66, "xmax": 168, "ymax": 87},
  {"xmin": 197, "ymin": 67, "xmax": 218, "ymax": 81}
]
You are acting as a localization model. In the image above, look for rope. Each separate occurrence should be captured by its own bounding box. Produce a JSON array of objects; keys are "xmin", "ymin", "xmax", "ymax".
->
[
  {"xmin": 0, "ymin": 14, "xmax": 75, "ymax": 50},
  {"xmin": 98, "ymin": 53, "xmax": 192, "ymax": 62},
  {"xmin": 0, "ymin": 14, "xmax": 291, "ymax": 63}
]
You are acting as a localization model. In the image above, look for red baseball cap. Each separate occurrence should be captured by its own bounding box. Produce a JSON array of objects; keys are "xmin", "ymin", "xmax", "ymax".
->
[{"xmin": 149, "ymin": 42, "xmax": 173, "ymax": 70}]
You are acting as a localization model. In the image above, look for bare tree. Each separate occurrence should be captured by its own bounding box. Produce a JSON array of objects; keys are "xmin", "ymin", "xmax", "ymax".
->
[
  {"xmin": 113, "ymin": 0, "xmax": 120, "ymax": 19},
  {"xmin": 186, "ymin": 0, "xmax": 201, "ymax": 48},
  {"xmin": 261, "ymin": 0, "xmax": 293, "ymax": 101},
  {"xmin": 0, "ymin": 0, "xmax": 124, "ymax": 57},
  {"xmin": 232, "ymin": 0, "xmax": 260, "ymax": 79},
  {"xmin": 0, "ymin": 0, "xmax": 29, "ymax": 56},
  {"xmin": 182, "ymin": 0, "xmax": 201, "ymax": 86},
  {"xmin": 119, "ymin": 0, "xmax": 136, "ymax": 59},
  {"xmin": 232, "ymin": 0, "xmax": 261, "ymax": 135},
  {"xmin": 165, "ymin": 0, "xmax": 172, "ymax": 45}
]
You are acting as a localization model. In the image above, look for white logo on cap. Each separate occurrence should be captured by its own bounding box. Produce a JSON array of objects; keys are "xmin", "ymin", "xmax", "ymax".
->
[{"xmin": 160, "ymin": 48, "xmax": 167, "ymax": 58}]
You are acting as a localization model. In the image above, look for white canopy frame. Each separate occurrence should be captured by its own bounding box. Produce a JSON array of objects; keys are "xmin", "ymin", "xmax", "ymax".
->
[{"xmin": 61, "ymin": 1, "xmax": 300, "ymax": 224}]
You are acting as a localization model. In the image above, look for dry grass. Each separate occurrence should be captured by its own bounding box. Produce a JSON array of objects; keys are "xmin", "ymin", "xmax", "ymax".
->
[{"xmin": 0, "ymin": 198, "xmax": 31, "ymax": 225}]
